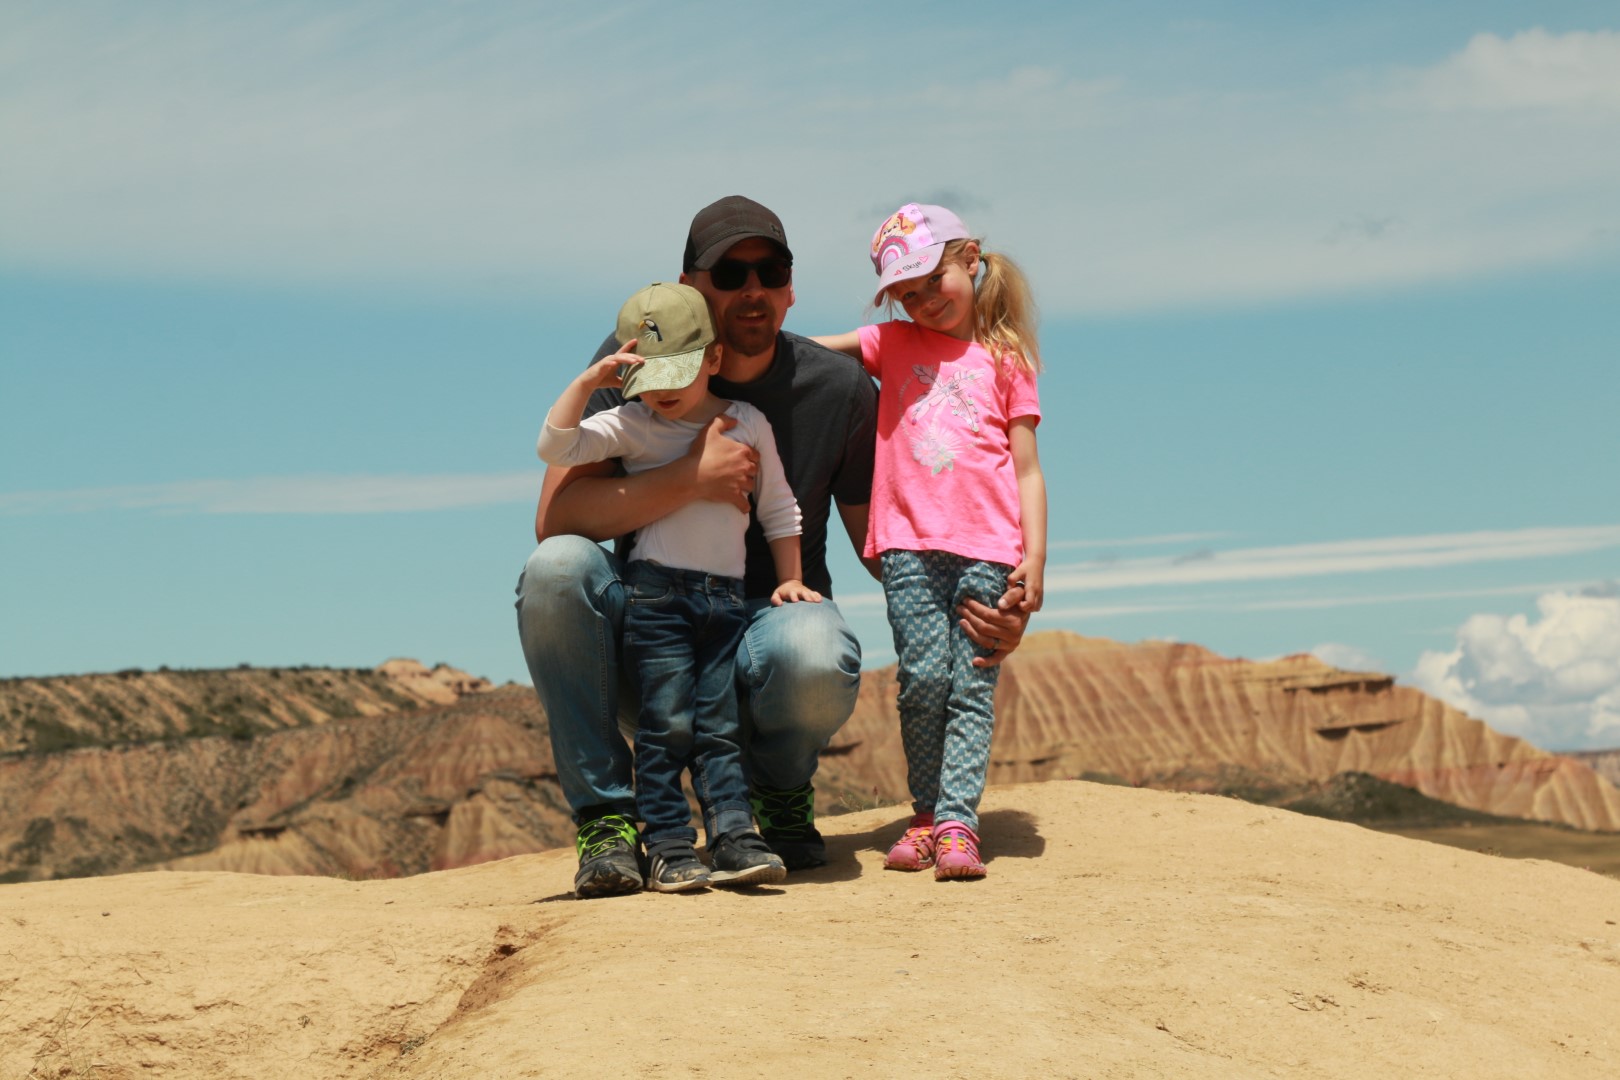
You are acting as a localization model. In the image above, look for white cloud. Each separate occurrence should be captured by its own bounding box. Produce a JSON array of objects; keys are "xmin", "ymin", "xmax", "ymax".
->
[
  {"xmin": 1309, "ymin": 643, "xmax": 1387, "ymax": 673},
  {"xmin": 1, "ymin": 10, "xmax": 1617, "ymax": 316},
  {"xmin": 1410, "ymin": 586, "xmax": 1620, "ymax": 750},
  {"xmin": 1393, "ymin": 29, "xmax": 1620, "ymax": 112},
  {"xmin": 0, "ymin": 473, "xmax": 538, "ymax": 515}
]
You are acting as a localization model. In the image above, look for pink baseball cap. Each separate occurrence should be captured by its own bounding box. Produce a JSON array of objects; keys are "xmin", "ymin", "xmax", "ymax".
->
[{"xmin": 869, "ymin": 203, "xmax": 970, "ymax": 304}]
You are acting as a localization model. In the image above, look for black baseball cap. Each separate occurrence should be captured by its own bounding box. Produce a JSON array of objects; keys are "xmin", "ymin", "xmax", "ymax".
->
[{"xmin": 683, "ymin": 195, "xmax": 793, "ymax": 272}]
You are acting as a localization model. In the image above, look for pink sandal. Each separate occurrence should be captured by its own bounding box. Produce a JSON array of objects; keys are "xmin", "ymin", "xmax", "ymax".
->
[
  {"xmin": 932, "ymin": 821, "xmax": 986, "ymax": 880},
  {"xmin": 884, "ymin": 813, "xmax": 936, "ymax": 871}
]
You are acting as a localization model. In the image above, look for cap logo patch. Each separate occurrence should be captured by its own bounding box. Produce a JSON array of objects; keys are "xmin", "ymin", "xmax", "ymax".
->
[{"xmin": 640, "ymin": 318, "xmax": 663, "ymax": 341}]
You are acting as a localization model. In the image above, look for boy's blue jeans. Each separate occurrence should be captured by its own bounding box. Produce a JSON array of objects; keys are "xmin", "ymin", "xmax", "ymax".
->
[
  {"xmin": 514, "ymin": 535, "xmax": 862, "ymax": 827},
  {"xmin": 622, "ymin": 560, "xmax": 751, "ymax": 845}
]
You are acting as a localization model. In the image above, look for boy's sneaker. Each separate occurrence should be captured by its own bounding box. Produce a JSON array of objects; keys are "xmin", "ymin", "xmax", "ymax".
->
[
  {"xmin": 883, "ymin": 812, "xmax": 936, "ymax": 871},
  {"xmin": 707, "ymin": 829, "xmax": 788, "ymax": 888},
  {"xmin": 645, "ymin": 838, "xmax": 710, "ymax": 893},
  {"xmin": 749, "ymin": 783, "xmax": 827, "ymax": 871},
  {"xmin": 572, "ymin": 813, "xmax": 644, "ymax": 899},
  {"xmin": 932, "ymin": 821, "xmax": 987, "ymax": 881}
]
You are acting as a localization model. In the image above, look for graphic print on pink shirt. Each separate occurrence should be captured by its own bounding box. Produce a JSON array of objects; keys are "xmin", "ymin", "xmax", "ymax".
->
[{"xmin": 856, "ymin": 321, "xmax": 1041, "ymax": 568}]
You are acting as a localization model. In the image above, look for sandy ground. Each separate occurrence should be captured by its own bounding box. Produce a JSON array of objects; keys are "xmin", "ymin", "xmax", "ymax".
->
[{"xmin": 3, "ymin": 780, "xmax": 1618, "ymax": 1079}]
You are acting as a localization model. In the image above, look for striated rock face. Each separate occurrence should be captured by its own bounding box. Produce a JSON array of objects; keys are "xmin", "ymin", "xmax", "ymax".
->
[
  {"xmin": 0, "ymin": 685, "xmax": 558, "ymax": 884},
  {"xmin": 1568, "ymin": 749, "xmax": 1620, "ymax": 790},
  {"xmin": 818, "ymin": 631, "xmax": 1620, "ymax": 832},
  {"xmin": 6, "ymin": 635, "xmax": 1618, "ymax": 886},
  {"xmin": 0, "ymin": 660, "xmax": 491, "ymax": 755}
]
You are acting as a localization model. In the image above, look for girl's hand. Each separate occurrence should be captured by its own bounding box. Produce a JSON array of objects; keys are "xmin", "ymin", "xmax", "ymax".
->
[
  {"xmin": 581, "ymin": 339, "xmax": 641, "ymax": 391},
  {"xmin": 1009, "ymin": 560, "xmax": 1044, "ymax": 612},
  {"xmin": 771, "ymin": 579, "xmax": 823, "ymax": 605}
]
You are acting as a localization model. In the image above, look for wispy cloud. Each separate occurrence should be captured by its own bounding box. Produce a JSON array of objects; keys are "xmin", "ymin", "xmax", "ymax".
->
[
  {"xmin": 2, "ymin": 10, "xmax": 1617, "ymax": 316},
  {"xmin": 0, "ymin": 473, "xmax": 538, "ymax": 515},
  {"xmin": 1389, "ymin": 28, "xmax": 1620, "ymax": 112},
  {"xmin": 837, "ymin": 524, "xmax": 1611, "ymax": 617},
  {"xmin": 1032, "ymin": 580, "xmax": 1589, "ymax": 622},
  {"xmin": 1043, "ymin": 526, "xmax": 1620, "ymax": 592},
  {"xmin": 1049, "ymin": 531, "xmax": 1233, "ymax": 551}
]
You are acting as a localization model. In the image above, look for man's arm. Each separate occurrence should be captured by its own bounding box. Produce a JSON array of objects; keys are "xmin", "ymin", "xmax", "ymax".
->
[
  {"xmin": 534, "ymin": 416, "xmax": 757, "ymax": 544},
  {"xmin": 836, "ymin": 500, "xmax": 882, "ymax": 581}
]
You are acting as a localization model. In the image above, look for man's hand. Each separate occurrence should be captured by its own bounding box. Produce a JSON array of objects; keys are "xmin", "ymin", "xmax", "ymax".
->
[
  {"xmin": 690, "ymin": 414, "xmax": 757, "ymax": 512},
  {"xmin": 958, "ymin": 583, "xmax": 1032, "ymax": 668}
]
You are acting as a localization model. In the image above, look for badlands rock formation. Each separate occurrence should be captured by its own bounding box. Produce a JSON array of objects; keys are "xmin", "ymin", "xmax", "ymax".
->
[
  {"xmin": 1571, "ymin": 748, "xmax": 1620, "ymax": 790},
  {"xmin": 0, "ymin": 659, "xmax": 491, "ymax": 754},
  {"xmin": 821, "ymin": 632, "xmax": 1620, "ymax": 832},
  {"xmin": 4, "ymin": 635, "xmax": 1616, "ymax": 886},
  {"xmin": 0, "ymin": 686, "xmax": 559, "ymax": 883}
]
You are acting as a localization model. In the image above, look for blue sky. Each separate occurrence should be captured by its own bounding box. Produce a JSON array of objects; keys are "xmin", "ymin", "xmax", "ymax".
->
[{"xmin": 3, "ymin": 2, "xmax": 1618, "ymax": 749}]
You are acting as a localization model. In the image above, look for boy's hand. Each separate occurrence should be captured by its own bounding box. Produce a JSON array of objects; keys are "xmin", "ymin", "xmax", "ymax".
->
[
  {"xmin": 770, "ymin": 579, "xmax": 823, "ymax": 606},
  {"xmin": 580, "ymin": 339, "xmax": 642, "ymax": 391},
  {"xmin": 1009, "ymin": 559, "xmax": 1044, "ymax": 612}
]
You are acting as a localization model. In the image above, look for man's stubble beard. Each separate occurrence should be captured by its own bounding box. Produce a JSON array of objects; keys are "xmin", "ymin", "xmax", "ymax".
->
[{"xmin": 720, "ymin": 300, "xmax": 779, "ymax": 359}]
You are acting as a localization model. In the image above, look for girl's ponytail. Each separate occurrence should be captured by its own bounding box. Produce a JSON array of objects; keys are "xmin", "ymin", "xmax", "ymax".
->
[{"xmin": 972, "ymin": 247, "xmax": 1041, "ymax": 374}]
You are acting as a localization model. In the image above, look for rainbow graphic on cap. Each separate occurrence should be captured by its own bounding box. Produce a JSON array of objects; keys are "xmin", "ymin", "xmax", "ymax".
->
[{"xmin": 871, "ymin": 209, "xmax": 921, "ymax": 272}]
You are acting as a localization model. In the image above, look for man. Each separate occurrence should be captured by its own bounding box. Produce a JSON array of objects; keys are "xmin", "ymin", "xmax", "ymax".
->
[{"xmin": 515, "ymin": 195, "xmax": 1028, "ymax": 898}]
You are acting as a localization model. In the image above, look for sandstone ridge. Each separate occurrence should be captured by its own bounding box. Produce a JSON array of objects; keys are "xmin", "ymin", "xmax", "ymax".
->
[
  {"xmin": 822, "ymin": 631, "xmax": 1620, "ymax": 832},
  {"xmin": 0, "ymin": 659, "xmax": 491, "ymax": 755},
  {"xmin": 4, "ymin": 634, "xmax": 1618, "ymax": 887}
]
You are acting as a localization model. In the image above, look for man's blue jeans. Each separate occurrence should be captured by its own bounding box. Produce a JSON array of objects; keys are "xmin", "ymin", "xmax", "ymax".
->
[
  {"xmin": 514, "ymin": 535, "xmax": 863, "ymax": 825},
  {"xmin": 622, "ymin": 561, "xmax": 751, "ymax": 845}
]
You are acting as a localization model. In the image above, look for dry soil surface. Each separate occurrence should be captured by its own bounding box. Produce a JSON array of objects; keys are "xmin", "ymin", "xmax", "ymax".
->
[{"xmin": 4, "ymin": 780, "xmax": 1618, "ymax": 1079}]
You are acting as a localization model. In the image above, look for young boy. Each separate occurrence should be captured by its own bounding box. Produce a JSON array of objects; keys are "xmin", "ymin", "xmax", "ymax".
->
[{"xmin": 538, "ymin": 282, "xmax": 821, "ymax": 892}]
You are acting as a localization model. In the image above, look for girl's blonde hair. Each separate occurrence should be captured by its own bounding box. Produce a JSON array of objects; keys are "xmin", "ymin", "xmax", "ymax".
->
[
  {"xmin": 961, "ymin": 240, "xmax": 1041, "ymax": 374},
  {"xmin": 878, "ymin": 238, "xmax": 1042, "ymax": 373}
]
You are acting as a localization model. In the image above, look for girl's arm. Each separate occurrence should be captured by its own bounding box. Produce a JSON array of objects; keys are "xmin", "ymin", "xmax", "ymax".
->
[
  {"xmin": 810, "ymin": 331, "xmax": 862, "ymax": 358},
  {"xmin": 1008, "ymin": 416, "xmax": 1046, "ymax": 612}
]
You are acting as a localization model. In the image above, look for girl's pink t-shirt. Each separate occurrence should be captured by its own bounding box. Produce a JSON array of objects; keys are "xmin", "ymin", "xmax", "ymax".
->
[{"xmin": 857, "ymin": 321, "xmax": 1041, "ymax": 567}]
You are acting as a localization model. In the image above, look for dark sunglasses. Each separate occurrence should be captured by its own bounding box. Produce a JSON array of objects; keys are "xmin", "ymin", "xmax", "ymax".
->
[{"xmin": 708, "ymin": 256, "xmax": 792, "ymax": 291}]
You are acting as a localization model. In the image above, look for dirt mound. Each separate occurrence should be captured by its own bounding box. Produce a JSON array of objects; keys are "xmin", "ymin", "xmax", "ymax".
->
[{"xmin": 3, "ymin": 781, "xmax": 1616, "ymax": 1079}]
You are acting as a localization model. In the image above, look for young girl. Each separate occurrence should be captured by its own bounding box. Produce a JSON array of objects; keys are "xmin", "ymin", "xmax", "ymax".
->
[{"xmin": 816, "ymin": 203, "xmax": 1045, "ymax": 881}]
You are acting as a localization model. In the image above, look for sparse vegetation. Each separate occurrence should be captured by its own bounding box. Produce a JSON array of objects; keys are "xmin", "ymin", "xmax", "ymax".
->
[{"xmin": 0, "ymin": 663, "xmax": 454, "ymax": 759}]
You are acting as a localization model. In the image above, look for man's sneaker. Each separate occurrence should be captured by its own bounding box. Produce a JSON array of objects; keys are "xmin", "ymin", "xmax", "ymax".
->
[
  {"xmin": 645, "ymin": 838, "xmax": 710, "ymax": 893},
  {"xmin": 749, "ymin": 783, "xmax": 827, "ymax": 871},
  {"xmin": 933, "ymin": 821, "xmax": 986, "ymax": 881},
  {"xmin": 883, "ymin": 812, "xmax": 936, "ymax": 871},
  {"xmin": 707, "ymin": 829, "xmax": 787, "ymax": 888},
  {"xmin": 572, "ymin": 813, "xmax": 643, "ymax": 899}
]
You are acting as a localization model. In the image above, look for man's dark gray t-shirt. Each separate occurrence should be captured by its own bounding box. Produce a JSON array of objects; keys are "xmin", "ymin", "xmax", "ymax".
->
[{"xmin": 584, "ymin": 331, "xmax": 878, "ymax": 600}]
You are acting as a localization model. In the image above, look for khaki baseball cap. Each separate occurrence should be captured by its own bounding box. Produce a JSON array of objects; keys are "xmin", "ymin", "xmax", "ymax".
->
[{"xmin": 614, "ymin": 282, "xmax": 716, "ymax": 400}]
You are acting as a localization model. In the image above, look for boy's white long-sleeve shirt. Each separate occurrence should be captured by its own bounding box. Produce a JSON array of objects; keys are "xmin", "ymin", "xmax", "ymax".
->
[{"xmin": 538, "ymin": 399, "xmax": 801, "ymax": 581}]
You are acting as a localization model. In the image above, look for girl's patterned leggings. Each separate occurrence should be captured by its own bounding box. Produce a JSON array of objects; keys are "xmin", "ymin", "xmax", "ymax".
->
[{"xmin": 880, "ymin": 549, "xmax": 1010, "ymax": 831}]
